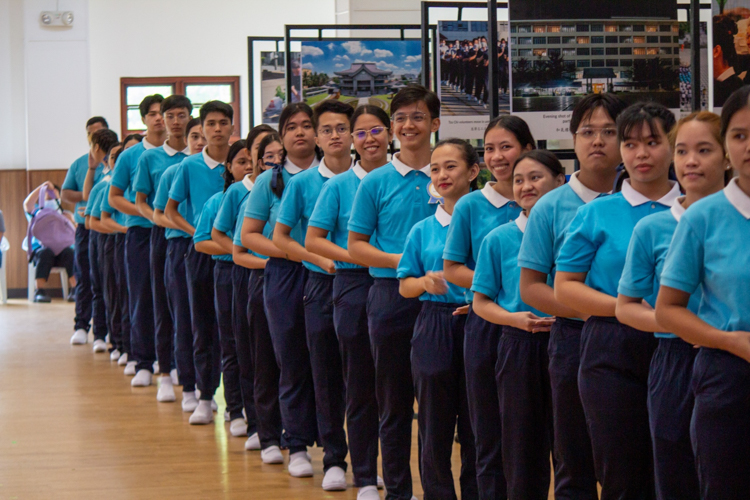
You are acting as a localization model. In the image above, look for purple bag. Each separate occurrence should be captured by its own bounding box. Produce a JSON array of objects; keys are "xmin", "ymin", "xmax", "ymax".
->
[{"xmin": 26, "ymin": 185, "xmax": 76, "ymax": 258}]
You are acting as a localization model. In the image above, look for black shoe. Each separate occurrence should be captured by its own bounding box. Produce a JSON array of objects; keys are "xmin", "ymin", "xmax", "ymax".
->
[
  {"xmin": 66, "ymin": 288, "xmax": 76, "ymax": 303},
  {"xmin": 34, "ymin": 289, "xmax": 52, "ymax": 303}
]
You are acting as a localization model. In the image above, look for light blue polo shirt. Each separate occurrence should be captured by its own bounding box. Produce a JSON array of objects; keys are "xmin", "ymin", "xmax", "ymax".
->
[
  {"xmin": 62, "ymin": 153, "xmax": 105, "ymax": 225},
  {"xmin": 133, "ymin": 143, "xmax": 189, "ymax": 208},
  {"xmin": 277, "ymin": 159, "xmax": 348, "ymax": 274},
  {"xmin": 169, "ymin": 148, "xmax": 226, "ymax": 227},
  {"xmin": 214, "ymin": 177, "xmax": 253, "ymax": 238},
  {"xmin": 398, "ymin": 206, "xmax": 469, "ymax": 304},
  {"xmin": 111, "ymin": 140, "xmax": 156, "ymax": 228},
  {"xmin": 309, "ymin": 163, "xmax": 370, "ymax": 270},
  {"xmin": 194, "ymin": 191, "xmax": 231, "ymax": 262},
  {"xmin": 661, "ymin": 180, "xmax": 750, "ymax": 333},
  {"xmin": 556, "ymin": 180, "xmax": 681, "ymax": 300},
  {"xmin": 348, "ymin": 155, "xmax": 437, "ymax": 278},
  {"xmin": 99, "ymin": 178, "xmax": 122, "ymax": 225},
  {"xmin": 154, "ymin": 162, "xmax": 190, "ymax": 240},
  {"xmin": 472, "ymin": 214, "xmax": 549, "ymax": 316},
  {"xmin": 443, "ymin": 182, "xmax": 521, "ymax": 268},
  {"xmin": 233, "ymin": 197, "xmax": 272, "ymax": 260},
  {"xmin": 86, "ymin": 175, "xmax": 111, "ymax": 220}
]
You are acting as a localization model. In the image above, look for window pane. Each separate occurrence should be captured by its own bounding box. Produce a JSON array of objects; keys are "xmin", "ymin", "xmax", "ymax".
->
[
  {"xmin": 127, "ymin": 108, "xmax": 146, "ymax": 131},
  {"xmin": 126, "ymin": 85, "xmax": 173, "ymax": 106},
  {"xmin": 185, "ymin": 84, "xmax": 233, "ymax": 108}
]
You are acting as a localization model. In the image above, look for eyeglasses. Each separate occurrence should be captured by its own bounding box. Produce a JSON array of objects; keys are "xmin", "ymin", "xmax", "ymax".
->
[
  {"xmin": 318, "ymin": 125, "xmax": 350, "ymax": 137},
  {"xmin": 262, "ymin": 152, "xmax": 284, "ymax": 163},
  {"xmin": 392, "ymin": 112, "xmax": 428, "ymax": 125},
  {"xmin": 352, "ymin": 126, "xmax": 387, "ymax": 141},
  {"xmin": 575, "ymin": 127, "xmax": 618, "ymax": 141}
]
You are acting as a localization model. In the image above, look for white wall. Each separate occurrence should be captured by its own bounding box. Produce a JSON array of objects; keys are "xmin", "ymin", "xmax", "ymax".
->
[{"xmin": 0, "ymin": 0, "xmax": 29, "ymax": 171}]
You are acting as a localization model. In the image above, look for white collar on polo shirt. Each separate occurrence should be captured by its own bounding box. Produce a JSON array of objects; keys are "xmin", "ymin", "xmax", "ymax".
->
[
  {"xmin": 202, "ymin": 148, "xmax": 223, "ymax": 170},
  {"xmin": 435, "ymin": 205, "xmax": 452, "ymax": 227},
  {"xmin": 352, "ymin": 161, "xmax": 367, "ymax": 180},
  {"xmin": 725, "ymin": 177, "xmax": 750, "ymax": 219},
  {"xmin": 392, "ymin": 153, "xmax": 430, "ymax": 177},
  {"xmin": 242, "ymin": 175, "xmax": 254, "ymax": 191},
  {"xmin": 163, "ymin": 142, "xmax": 189, "ymax": 157},
  {"xmin": 568, "ymin": 171, "xmax": 607, "ymax": 204},
  {"xmin": 318, "ymin": 157, "xmax": 352, "ymax": 179},
  {"xmin": 621, "ymin": 179, "xmax": 681, "ymax": 207},
  {"xmin": 670, "ymin": 196, "xmax": 686, "ymax": 222},
  {"xmin": 481, "ymin": 182, "xmax": 512, "ymax": 208},
  {"xmin": 515, "ymin": 212, "xmax": 528, "ymax": 233},
  {"xmin": 284, "ymin": 156, "xmax": 320, "ymax": 175},
  {"xmin": 143, "ymin": 138, "xmax": 157, "ymax": 150}
]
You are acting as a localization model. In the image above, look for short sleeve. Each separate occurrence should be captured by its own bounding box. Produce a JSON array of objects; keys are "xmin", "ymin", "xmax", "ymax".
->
[
  {"xmin": 168, "ymin": 163, "xmax": 189, "ymax": 203},
  {"xmin": 100, "ymin": 185, "xmax": 115, "ymax": 215},
  {"xmin": 617, "ymin": 228, "xmax": 656, "ymax": 299},
  {"xmin": 244, "ymin": 177, "xmax": 272, "ymax": 222},
  {"xmin": 62, "ymin": 161, "xmax": 79, "ymax": 191},
  {"xmin": 309, "ymin": 181, "xmax": 338, "ymax": 232},
  {"xmin": 133, "ymin": 154, "xmax": 153, "ymax": 196},
  {"xmin": 214, "ymin": 190, "xmax": 242, "ymax": 233},
  {"xmin": 153, "ymin": 172, "xmax": 171, "ymax": 211},
  {"xmin": 110, "ymin": 154, "xmax": 131, "ymax": 191},
  {"xmin": 443, "ymin": 198, "xmax": 472, "ymax": 263},
  {"xmin": 518, "ymin": 205, "xmax": 555, "ymax": 274},
  {"xmin": 396, "ymin": 225, "xmax": 425, "ymax": 279},
  {"xmin": 348, "ymin": 177, "xmax": 377, "ymax": 236},
  {"xmin": 276, "ymin": 178, "xmax": 304, "ymax": 228},
  {"xmin": 193, "ymin": 197, "xmax": 219, "ymax": 243},
  {"xmin": 556, "ymin": 207, "xmax": 598, "ymax": 274},
  {"xmin": 232, "ymin": 210, "xmax": 246, "ymax": 247},
  {"xmin": 471, "ymin": 232, "xmax": 502, "ymax": 300},
  {"xmin": 661, "ymin": 218, "xmax": 703, "ymax": 295}
]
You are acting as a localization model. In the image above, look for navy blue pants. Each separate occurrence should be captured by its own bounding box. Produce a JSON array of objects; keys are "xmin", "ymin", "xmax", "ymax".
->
[
  {"xmin": 412, "ymin": 301, "xmax": 477, "ymax": 500},
  {"xmin": 548, "ymin": 318, "xmax": 597, "ymax": 500},
  {"xmin": 367, "ymin": 278, "xmax": 421, "ymax": 500},
  {"xmin": 101, "ymin": 234, "xmax": 122, "ymax": 352},
  {"xmin": 214, "ymin": 260, "xmax": 243, "ymax": 420},
  {"xmin": 263, "ymin": 258, "xmax": 316, "ymax": 452},
  {"xmin": 166, "ymin": 237, "xmax": 194, "ymax": 392},
  {"xmin": 691, "ymin": 348, "xmax": 750, "ymax": 499},
  {"xmin": 150, "ymin": 225, "xmax": 174, "ymax": 372},
  {"xmin": 578, "ymin": 316, "xmax": 657, "ymax": 500},
  {"xmin": 304, "ymin": 272, "xmax": 347, "ymax": 472},
  {"xmin": 464, "ymin": 307, "xmax": 507, "ymax": 500},
  {"xmin": 247, "ymin": 269, "xmax": 282, "ymax": 448},
  {"xmin": 125, "ymin": 226, "xmax": 156, "ymax": 371},
  {"xmin": 114, "ymin": 233, "xmax": 131, "ymax": 356},
  {"xmin": 232, "ymin": 265, "xmax": 257, "ymax": 435},
  {"xmin": 648, "ymin": 337, "xmax": 699, "ymax": 500},
  {"xmin": 87, "ymin": 231, "xmax": 108, "ymax": 341},
  {"xmin": 497, "ymin": 326, "xmax": 553, "ymax": 500},
  {"xmin": 333, "ymin": 269, "xmax": 378, "ymax": 487},
  {"xmin": 185, "ymin": 246, "xmax": 220, "ymax": 400},
  {"xmin": 74, "ymin": 224, "xmax": 93, "ymax": 331}
]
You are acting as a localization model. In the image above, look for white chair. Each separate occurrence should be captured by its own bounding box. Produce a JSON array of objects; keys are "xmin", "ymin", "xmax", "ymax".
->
[
  {"xmin": 0, "ymin": 236, "xmax": 9, "ymax": 304},
  {"xmin": 22, "ymin": 239, "xmax": 70, "ymax": 301}
]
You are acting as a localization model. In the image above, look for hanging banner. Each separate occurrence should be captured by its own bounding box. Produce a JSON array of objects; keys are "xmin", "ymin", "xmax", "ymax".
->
[
  {"xmin": 260, "ymin": 51, "xmax": 302, "ymax": 125},
  {"xmin": 508, "ymin": 1, "xmax": 680, "ymax": 141},
  {"xmin": 712, "ymin": 0, "xmax": 750, "ymax": 110}
]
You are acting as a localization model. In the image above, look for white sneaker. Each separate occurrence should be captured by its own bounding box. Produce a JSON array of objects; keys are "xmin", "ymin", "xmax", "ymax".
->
[
  {"xmin": 131, "ymin": 369, "xmax": 152, "ymax": 387},
  {"xmin": 377, "ymin": 476, "xmax": 384, "ymax": 489},
  {"xmin": 110, "ymin": 349, "xmax": 121, "ymax": 361},
  {"xmin": 117, "ymin": 352, "xmax": 128, "ymax": 366},
  {"xmin": 230, "ymin": 418, "xmax": 247, "ymax": 437},
  {"xmin": 153, "ymin": 361, "xmax": 160, "ymax": 374},
  {"xmin": 288, "ymin": 451, "xmax": 313, "ymax": 477},
  {"xmin": 156, "ymin": 377, "xmax": 175, "ymax": 402},
  {"xmin": 124, "ymin": 361, "xmax": 137, "ymax": 376},
  {"xmin": 182, "ymin": 391, "xmax": 199, "ymax": 413},
  {"xmin": 170, "ymin": 368, "xmax": 179, "ymax": 386},
  {"xmin": 260, "ymin": 445, "xmax": 284, "ymax": 464},
  {"xmin": 189, "ymin": 400, "xmax": 214, "ymax": 425},
  {"xmin": 70, "ymin": 329, "xmax": 88, "ymax": 345},
  {"xmin": 322, "ymin": 466, "xmax": 347, "ymax": 491},
  {"xmin": 245, "ymin": 432, "xmax": 260, "ymax": 450},
  {"xmin": 92, "ymin": 339, "xmax": 107, "ymax": 353},
  {"xmin": 358, "ymin": 486, "xmax": 380, "ymax": 500}
]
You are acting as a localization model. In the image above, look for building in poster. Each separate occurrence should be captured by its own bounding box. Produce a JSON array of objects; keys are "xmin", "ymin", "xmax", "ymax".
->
[
  {"xmin": 334, "ymin": 63, "xmax": 392, "ymax": 96},
  {"xmin": 712, "ymin": 0, "xmax": 750, "ymax": 110}
]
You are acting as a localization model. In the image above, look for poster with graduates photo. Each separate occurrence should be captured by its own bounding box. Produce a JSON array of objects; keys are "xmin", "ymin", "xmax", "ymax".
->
[
  {"xmin": 712, "ymin": 0, "xmax": 750, "ymax": 110},
  {"xmin": 509, "ymin": 0, "xmax": 680, "ymax": 141},
  {"xmin": 261, "ymin": 51, "xmax": 303, "ymax": 125}
]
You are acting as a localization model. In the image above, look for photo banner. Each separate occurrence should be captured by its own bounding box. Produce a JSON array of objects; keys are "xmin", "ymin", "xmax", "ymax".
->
[
  {"xmin": 299, "ymin": 39, "xmax": 422, "ymax": 112},
  {"xmin": 679, "ymin": 21, "xmax": 708, "ymax": 115},
  {"xmin": 712, "ymin": 0, "xmax": 750, "ymax": 111},
  {"xmin": 260, "ymin": 51, "xmax": 302, "ymax": 126},
  {"xmin": 509, "ymin": 0, "xmax": 680, "ymax": 141}
]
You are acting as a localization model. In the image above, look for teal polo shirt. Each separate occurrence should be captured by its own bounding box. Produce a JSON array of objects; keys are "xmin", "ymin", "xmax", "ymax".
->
[
  {"xmin": 62, "ymin": 153, "xmax": 105, "ymax": 224},
  {"xmin": 168, "ymin": 149, "xmax": 225, "ymax": 227},
  {"xmin": 134, "ymin": 143, "xmax": 189, "ymax": 208},
  {"xmin": 111, "ymin": 140, "xmax": 156, "ymax": 228},
  {"xmin": 86, "ymin": 175, "xmax": 111, "ymax": 220},
  {"xmin": 154, "ymin": 162, "xmax": 190, "ymax": 240},
  {"xmin": 194, "ymin": 191, "xmax": 231, "ymax": 262}
]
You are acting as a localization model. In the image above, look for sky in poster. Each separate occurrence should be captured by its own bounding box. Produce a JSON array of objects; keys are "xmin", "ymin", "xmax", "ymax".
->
[{"xmin": 301, "ymin": 40, "xmax": 422, "ymax": 76}]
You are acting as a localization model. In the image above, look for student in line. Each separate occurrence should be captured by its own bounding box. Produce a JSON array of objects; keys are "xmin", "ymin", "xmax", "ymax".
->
[
  {"xmin": 214, "ymin": 124, "xmax": 274, "ymax": 449},
  {"xmin": 241, "ymin": 103, "xmax": 320, "ymax": 476},
  {"xmin": 656, "ymin": 86, "xmax": 750, "ymax": 499},
  {"xmin": 348, "ymin": 84, "xmax": 440, "ymax": 500},
  {"xmin": 554, "ymin": 102, "xmax": 680, "ymax": 499},
  {"xmin": 397, "ymin": 138, "xmax": 479, "ymax": 500},
  {"xmin": 518, "ymin": 93, "xmax": 627, "ymax": 500},
  {"xmin": 273, "ymin": 100, "xmax": 353, "ymax": 489},
  {"xmin": 443, "ymin": 115, "xmax": 531, "ymax": 498},
  {"xmin": 616, "ymin": 111, "xmax": 729, "ymax": 500},
  {"xmin": 109, "ymin": 94, "xmax": 166, "ymax": 385},
  {"xmin": 62, "ymin": 116, "xmax": 109, "ymax": 345},
  {"xmin": 234, "ymin": 132, "xmax": 283, "ymax": 463},
  {"xmin": 166, "ymin": 101, "xmax": 235, "ymax": 424},
  {"xmin": 306, "ymin": 105, "xmax": 392, "ymax": 499},
  {"xmin": 152, "ymin": 118, "xmax": 206, "ymax": 412},
  {"xmin": 133, "ymin": 95, "xmax": 192, "ymax": 402}
]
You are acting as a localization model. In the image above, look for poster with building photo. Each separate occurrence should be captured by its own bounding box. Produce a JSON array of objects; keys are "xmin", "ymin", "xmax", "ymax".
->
[
  {"xmin": 712, "ymin": 0, "xmax": 750, "ymax": 110},
  {"xmin": 509, "ymin": 0, "xmax": 680, "ymax": 141},
  {"xmin": 261, "ymin": 51, "xmax": 302, "ymax": 125},
  {"xmin": 299, "ymin": 40, "xmax": 422, "ymax": 113}
]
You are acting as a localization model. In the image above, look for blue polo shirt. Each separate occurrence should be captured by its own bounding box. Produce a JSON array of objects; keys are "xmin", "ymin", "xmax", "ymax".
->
[
  {"xmin": 169, "ymin": 149, "xmax": 225, "ymax": 227},
  {"xmin": 133, "ymin": 143, "xmax": 189, "ymax": 208},
  {"xmin": 277, "ymin": 159, "xmax": 348, "ymax": 274},
  {"xmin": 111, "ymin": 140, "xmax": 156, "ymax": 228},
  {"xmin": 214, "ymin": 177, "xmax": 252, "ymax": 238},
  {"xmin": 194, "ymin": 191, "xmax": 231, "ymax": 262},
  {"xmin": 62, "ymin": 153, "xmax": 105, "ymax": 225},
  {"xmin": 556, "ymin": 180, "xmax": 680, "ymax": 300},
  {"xmin": 86, "ymin": 175, "xmax": 111, "ymax": 220},
  {"xmin": 154, "ymin": 162, "xmax": 190, "ymax": 240},
  {"xmin": 348, "ymin": 155, "xmax": 437, "ymax": 278},
  {"xmin": 472, "ymin": 214, "xmax": 548, "ymax": 316},
  {"xmin": 233, "ymin": 197, "xmax": 271, "ymax": 260},
  {"xmin": 99, "ymin": 178, "xmax": 121, "ymax": 225},
  {"xmin": 309, "ymin": 163, "xmax": 370, "ymax": 270},
  {"xmin": 443, "ymin": 182, "xmax": 520, "ymax": 268},
  {"xmin": 661, "ymin": 180, "xmax": 750, "ymax": 333},
  {"xmin": 398, "ymin": 206, "xmax": 470, "ymax": 304}
]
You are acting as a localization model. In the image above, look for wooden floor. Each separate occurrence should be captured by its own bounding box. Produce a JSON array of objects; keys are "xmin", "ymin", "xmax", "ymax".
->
[{"xmin": 0, "ymin": 299, "xmax": 556, "ymax": 499}]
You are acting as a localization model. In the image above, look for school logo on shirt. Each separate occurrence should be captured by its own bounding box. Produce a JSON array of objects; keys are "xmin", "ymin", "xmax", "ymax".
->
[{"xmin": 427, "ymin": 181, "xmax": 444, "ymax": 205}]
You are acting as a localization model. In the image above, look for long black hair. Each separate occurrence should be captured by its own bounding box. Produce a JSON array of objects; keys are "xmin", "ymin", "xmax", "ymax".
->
[
  {"xmin": 222, "ymin": 140, "xmax": 248, "ymax": 192},
  {"xmin": 256, "ymin": 132, "xmax": 285, "ymax": 198}
]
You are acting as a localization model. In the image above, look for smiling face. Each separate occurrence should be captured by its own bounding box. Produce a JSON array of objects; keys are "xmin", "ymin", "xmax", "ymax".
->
[
  {"xmin": 673, "ymin": 120, "xmax": 727, "ymax": 197},
  {"xmin": 316, "ymin": 112, "xmax": 352, "ymax": 158},
  {"xmin": 392, "ymin": 101, "xmax": 439, "ymax": 152},
  {"xmin": 512, "ymin": 158, "xmax": 565, "ymax": 212},
  {"xmin": 229, "ymin": 148, "xmax": 251, "ymax": 182},
  {"xmin": 142, "ymin": 102, "xmax": 165, "ymax": 135},
  {"xmin": 282, "ymin": 111, "xmax": 316, "ymax": 159},
  {"xmin": 187, "ymin": 124, "xmax": 207, "ymax": 155},
  {"xmin": 620, "ymin": 119, "xmax": 673, "ymax": 186},
  {"xmin": 573, "ymin": 106, "xmax": 622, "ymax": 176},
  {"xmin": 164, "ymin": 106, "xmax": 191, "ymax": 140},
  {"xmin": 483, "ymin": 126, "xmax": 530, "ymax": 183},
  {"xmin": 352, "ymin": 113, "xmax": 391, "ymax": 166},
  {"xmin": 725, "ymin": 106, "xmax": 750, "ymax": 183},
  {"xmin": 202, "ymin": 112, "xmax": 233, "ymax": 149},
  {"xmin": 430, "ymin": 144, "xmax": 479, "ymax": 202}
]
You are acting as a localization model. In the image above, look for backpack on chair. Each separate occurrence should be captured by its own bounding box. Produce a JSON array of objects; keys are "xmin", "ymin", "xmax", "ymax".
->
[{"xmin": 26, "ymin": 184, "xmax": 76, "ymax": 259}]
